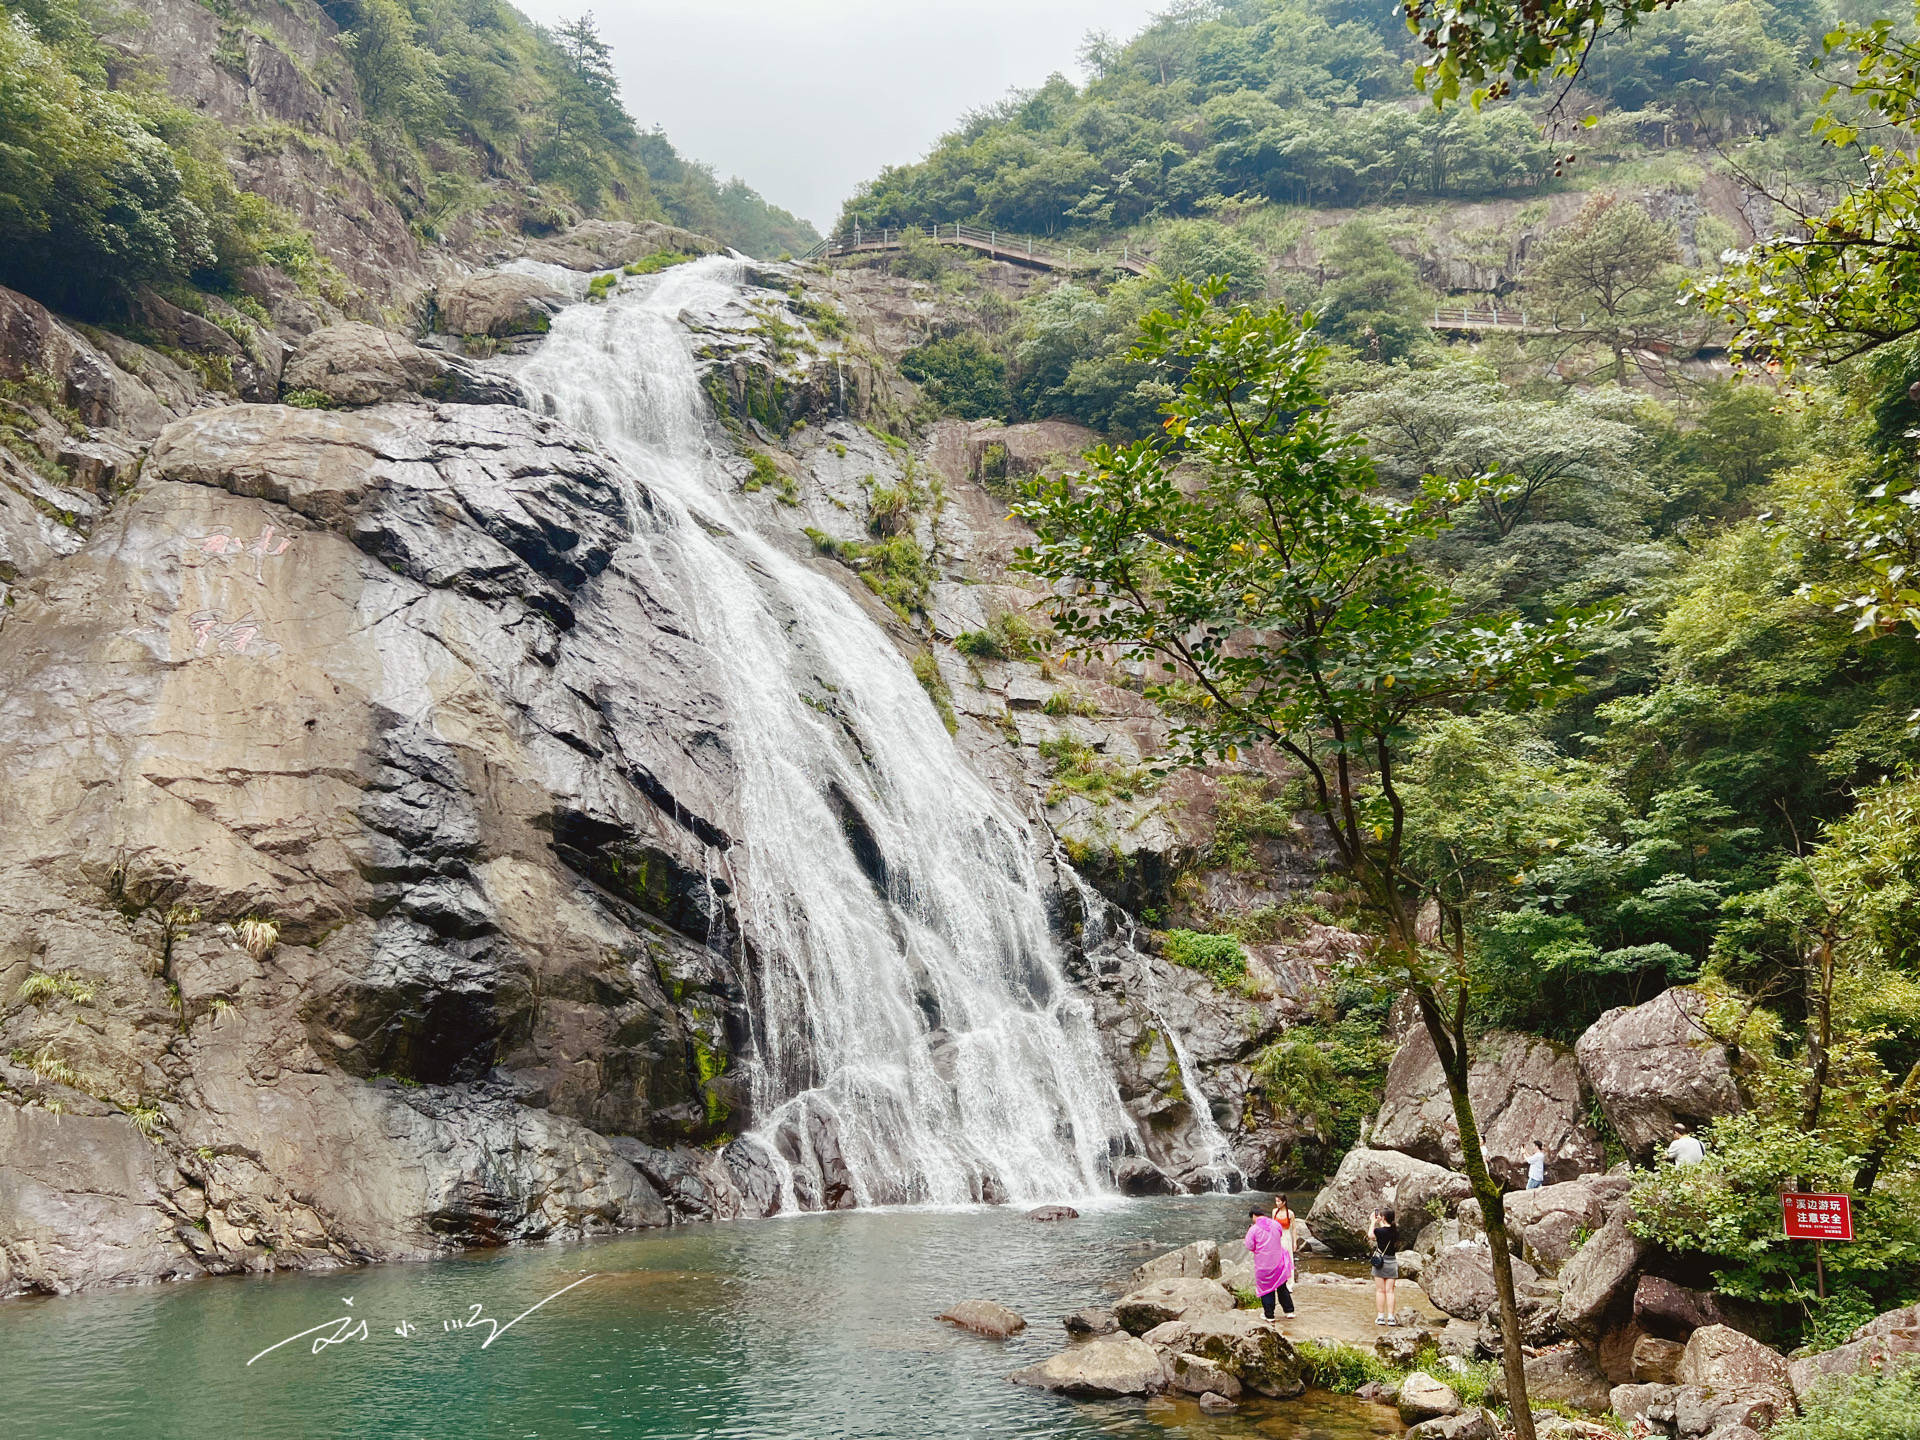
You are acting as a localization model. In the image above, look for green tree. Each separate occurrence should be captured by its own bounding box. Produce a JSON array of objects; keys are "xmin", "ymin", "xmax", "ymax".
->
[
  {"xmin": 1314, "ymin": 220, "xmax": 1432, "ymax": 362},
  {"xmin": 1524, "ymin": 195, "xmax": 1700, "ymax": 383},
  {"xmin": 1014, "ymin": 280, "xmax": 1604, "ymax": 1440},
  {"xmin": 901, "ymin": 334, "xmax": 1012, "ymax": 419}
]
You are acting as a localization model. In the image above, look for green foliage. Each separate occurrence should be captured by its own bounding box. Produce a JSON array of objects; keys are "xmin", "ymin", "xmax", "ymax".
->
[
  {"xmin": 1252, "ymin": 1015, "xmax": 1395, "ymax": 1167},
  {"xmin": 910, "ymin": 649, "xmax": 958, "ymax": 733},
  {"xmin": 1037, "ymin": 733, "xmax": 1151, "ymax": 804},
  {"xmin": 1294, "ymin": 1339, "xmax": 1398, "ymax": 1392},
  {"xmin": 805, "ymin": 527, "xmax": 933, "ymax": 620},
  {"xmin": 585, "ymin": 271, "xmax": 617, "ymax": 302},
  {"xmin": 953, "ymin": 610, "xmax": 1049, "ymax": 662},
  {"xmin": 1159, "ymin": 928, "xmax": 1250, "ymax": 990},
  {"xmin": 900, "ymin": 334, "xmax": 1011, "ymax": 419},
  {"xmin": 1210, "ymin": 775, "xmax": 1300, "ymax": 873},
  {"xmin": 1526, "ymin": 195, "xmax": 1704, "ymax": 383},
  {"xmin": 1314, "ymin": 220, "xmax": 1432, "ymax": 362},
  {"xmin": 623, "ymin": 249, "xmax": 696, "ymax": 276},
  {"xmin": 1770, "ymin": 1360, "xmax": 1920, "ymax": 1440},
  {"xmin": 16, "ymin": 969, "xmax": 95, "ymax": 1006}
]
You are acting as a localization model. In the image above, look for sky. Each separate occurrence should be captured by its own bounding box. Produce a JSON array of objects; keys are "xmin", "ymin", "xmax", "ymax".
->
[{"xmin": 509, "ymin": 1, "xmax": 1165, "ymax": 232}]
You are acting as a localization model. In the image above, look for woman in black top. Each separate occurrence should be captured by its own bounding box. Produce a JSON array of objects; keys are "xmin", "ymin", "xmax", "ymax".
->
[{"xmin": 1370, "ymin": 1207, "xmax": 1400, "ymax": 1326}]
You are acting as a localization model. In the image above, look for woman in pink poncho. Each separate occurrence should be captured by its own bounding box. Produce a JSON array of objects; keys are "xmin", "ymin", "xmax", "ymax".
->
[{"xmin": 1244, "ymin": 1205, "xmax": 1295, "ymax": 1319}]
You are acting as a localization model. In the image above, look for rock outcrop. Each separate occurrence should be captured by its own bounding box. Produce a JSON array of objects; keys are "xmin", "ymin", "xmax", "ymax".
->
[
  {"xmin": 1501, "ymin": 1172, "xmax": 1633, "ymax": 1274},
  {"xmin": 282, "ymin": 324, "xmax": 522, "ymax": 408},
  {"xmin": 1010, "ymin": 1335, "xmax": 1169, "ymax": 1397},
  {"xmin": 1371, "ymin": 1027, "xmax": 1605, "ymax": 1188},
  {"xmin": 1786, "ymin": 1303, "xmax": 1920, "ymax": 1404},
  {"xmin": 1308, "ymin": 1147, "xmax": 1474, "ymax": 1255},
  {"xmin": 435, "ymin": 273, "xmax": 563, "ymax": 338},
  {"xmin": 1575, "ymin": 989, "xmax": 1742, "ymax": 1162}
]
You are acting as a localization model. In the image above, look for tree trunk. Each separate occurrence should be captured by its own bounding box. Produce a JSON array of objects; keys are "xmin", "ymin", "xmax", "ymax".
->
[{"xmin": 1416, "ymin": 985, "xmax": 1536, "ymax": 1440}]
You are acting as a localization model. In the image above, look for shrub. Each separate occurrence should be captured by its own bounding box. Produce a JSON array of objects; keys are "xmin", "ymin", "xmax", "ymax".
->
[
  {"xmin": 1294, "ymin": 1340, "xmax": 1397, "ymax": 1393},
  {"xmin": 1249, "ymin": 1016, "xmax": 1394, "ymax": 1174},
  {"xmin": 586, "ymin": 272, "xmax": 618, "ymax": 302},
  {"xmin": 911, "ymin": 650, "xmax": 957, "ymax": 733},
  {"xmin": 1771, "ymin": 1361, "xmax": 1920, "ymax": 1440},
  {"xmin": 1159, "ymin": 929, "xmax": 1249, "ymax": 990},
  {"xmin": 900, "ymin": 334, "xmax": 1011, "ymax": 419}
]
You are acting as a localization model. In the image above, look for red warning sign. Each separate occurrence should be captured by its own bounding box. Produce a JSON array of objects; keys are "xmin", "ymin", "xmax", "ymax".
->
[{"xmin": 1782, "ymin": 1192, "xmax": 1854, "ymax": 1241}]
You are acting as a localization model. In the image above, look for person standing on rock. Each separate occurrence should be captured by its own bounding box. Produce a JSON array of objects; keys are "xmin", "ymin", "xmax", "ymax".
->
[
  {"xmin": 1526, "ymin": 1139, "xmax": 1548, "ymax": 1190},
  {"xmin": 1370, "ymin": 1207, "xmax": 1400, "ymax": 1326},
  {"xmin": 1666, "ymin": 1122, "xmax": 1705, "ymax": 1166},
  {"xmin": 1245, "ymin": 1205, "xmax": 1295, "ymax": 1320},
  {"xmin": 1272, "ymin": 1193, "xmax": 1298, "ymax": 1253}
]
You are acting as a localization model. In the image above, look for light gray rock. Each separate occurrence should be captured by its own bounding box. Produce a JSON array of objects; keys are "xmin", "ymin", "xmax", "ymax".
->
[
  {"xmin": 1307, "ymin": 1147, "xmax": 1474, "ymax": 1255},
  {"xmin": 1502, "ymin": 1173, "xmax": 1633, "ymax": 1274},
  {"xmin": 283, "ymin": 323, "xmax": 520, "ymax": 408},
  {"xmin": 1133, "ymin": 1238, "xmax": 1221, "ymax": 1284},
  {"xmin": 1677, "ymin": 1325, "xmax": 1790, "ymax": 1393},
  {"xmin": 938, "ymin": 1299, "xmax": 1026, "ymax": 1338},
  {"xmin": 435, "ymin": 272, "xmax": 562, "ymax": 337},
  {"xmin": 1114, "ymin": 1278, "xmax": 1236, "ymax": 1334},
  {"xmin": 1064, "ymin": 1306, "xmax": 1119, "ymax": 1336},
  {"xmin": 1168, "ymin": 1351, "xmax": 1243, "ymax": 1398},
  {"xmin": 1408, "ymin": 1410, "xmax": 1498, "ymax": 1440},
  {"xmin": 1634, "ymin": 1335, "xmax": 1687, "ymax": 1384},
  {"xmin": 1786, "ymin": 1303, "xmax": 1920, "ymax": 1404},
  {"xmin": 1575, "ymin": 989, "xmax": 1742, "ymax": 1162},
  {"xmin": 1371, "ymin": 1027, "xmax": 1605, "ymax": 1188},
  {"xmin": 1009, "ymin": 1335, "xmax": 1169, "ymax": 1397},
  {"xmin": 1197, "ymin": 1390, "xmax": 1236, "ymax": 1411},
  {"xmin": 1612, "ymin": 1381, "xmax": 1678, "ymax": 1424},
  {"xmin": 1398, "ymin": 1371, "xmax": 1463, "ymax": 1422}
]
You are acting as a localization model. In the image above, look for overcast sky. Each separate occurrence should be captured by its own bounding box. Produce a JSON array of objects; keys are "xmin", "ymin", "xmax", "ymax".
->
[{"xmin": 510, "ymin": 1, "xmax": 1165, "ymax": 231}]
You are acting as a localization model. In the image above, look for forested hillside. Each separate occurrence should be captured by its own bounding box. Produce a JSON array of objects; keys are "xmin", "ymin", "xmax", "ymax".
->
[
  {"xmin": 826, "ymin": 0, "xmax": 1920, "ymax": 1368},
  {"xmin": 0, "ymin": 0, "xmax": 815, "ymax": 322}
]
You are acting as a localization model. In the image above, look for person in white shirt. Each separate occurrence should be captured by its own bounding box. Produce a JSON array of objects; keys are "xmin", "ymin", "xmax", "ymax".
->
[
  {"xmin": 1525, "ymin": 1140, "xmax": 1548, "ymax": 1189},
  {"xmin": 1666, "ymin": 1122, "xmax": 1705, "ymax": 1166}
]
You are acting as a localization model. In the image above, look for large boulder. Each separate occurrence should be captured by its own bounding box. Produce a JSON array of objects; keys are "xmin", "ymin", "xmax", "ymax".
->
[
  {"xmin": 938, "ymin": 1300, "xmax": 1026, "ymax": 1338},
  {"xmin": 1167, "ymin": 1351, "xmax": 1242, "ymax": 1398},
  {"xmin": 1677, "ymin": 1325, "xmax": 1790, "ymax": 1393},
  {"xmin": 1182, "ymin": 1311, "xmax": 1305, "ymax": 1397},
  {"xmin": 1633, "ymin": 1335, "xmax": 1688, "ymax": 1384},
  {"xmin": 1502, "ymin": 1173, "xmax": 1633, "ymax": 1274},
  {"xmin": 1371, "ymin": 1028, "xmax": 1605, "ymax": 1188},
  {"xmin": 435, "ymin": 272, "xmax": 562, "ymax": 337},
  {"xmin": 1113, "ymin": 1156, "xmax": 1176, "ymax": 1195},
  {"xmin": 1612, "ymin": 1382, "xmax": 1679, "ymax": 1425},
  {"xmin": 1010, "ymin": 1335, "xmax": 1168, "ymax": 1397},
  {"xmin": 1675, "ymin": 1384, "xmax": 1793, "ymax": 1437},
  {"xmin": 1308, "ymin": 1147, "xmax": 1474, "ymax": 1255},
  {"xmin": 1424, "ymin": 1242, "xmax": 1540, "ymax": 1321},
  {"xmin": 1525, "ymin": 1347, "xmax": 1615, "ymax": 1414},
  {"xmin": 1575, "ymin": 989, "xmax": 1742, "ymax": 1162},
  {"xmin": 1133, "ymin": 1238, "xmax": 1220, "ymax": 1284},
  {"xmin": 1064, "ymin": 1307, "xmax": 1119, "ymax": 1336},
  {"xmin": 1634, "ymin": 1275, "xmax": 1726, "ymax": 1339},
  {"xmin": 282, "ymin": 323, "xmax": 520, "ymax": 408},
  {"xmin": 1787, "ymin": 1303, "xmax": 1920, "ymax": 1404},
  {"xmin": 1557, "ymin": 1208, "xmax": 1647, "ymax": 1341},
  {"xmin": 1114, "ymin": 1278, "xmax": 1236, "ymax": 1334},
  {"xmin": 1399, "ymin": 1371, "xmax": 1463, "ymax": 1422}
]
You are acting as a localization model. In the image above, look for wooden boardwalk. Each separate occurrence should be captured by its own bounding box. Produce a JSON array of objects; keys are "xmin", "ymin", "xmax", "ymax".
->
[
  {"xmin": 803, "ymin": 228, "xmax": 1538, "ymax": 333},
  {"xmin": 801, "ymin": 223, "xmax": 1151, "ymax": 276}
]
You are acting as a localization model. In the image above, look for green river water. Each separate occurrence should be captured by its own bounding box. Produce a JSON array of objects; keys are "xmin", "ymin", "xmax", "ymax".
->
[{"xmin": 0, "ymin": 1195, "xmax": 1405, "ymax": 1439}]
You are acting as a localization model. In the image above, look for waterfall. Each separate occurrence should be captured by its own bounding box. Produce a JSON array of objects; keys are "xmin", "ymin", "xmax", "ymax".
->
[{"xmin": 511, "ymin": 256, "xmax": 1139, "ymax": 1208}]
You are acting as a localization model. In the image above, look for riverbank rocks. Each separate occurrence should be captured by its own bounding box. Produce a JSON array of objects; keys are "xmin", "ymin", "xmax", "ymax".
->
[
  {"xmin": 1026, "ymin": 1204, "xmax": 1078, "ymax": 1222},
  {"xmin": 1635, "ymin": 1275, "xmax": 1726, "ymax": 1338},
  {"xmin": 1575, "ymin": 989, "xmax": 1742, "ymax": 1162},
  {"xmin": 1611, "ymin": 1381, "xmax": 1678, "ymax": 1425},
  {"xmin": 1010, "ymin": 1335, "xmax": 1168, "ymax": 1397},
  {"xmin": 1133, "ymin": 1238, "xmax": 1221, "ymax": 1284},
  {"xmin": 1168, "ymin": 1351, "xmax": 1243, "ymax": 1398},
  {"xmin": 1113, "ymin": 1156, "xmax": 1176, "ymax": 1196},
  {"xmin": 1307, "ymin": 1147, "xmax": 1474, "ymax": 1255},
  {"xmin": 1524, "ymin": 1347, "xmax": 1615, "ymax": 1413},
  {"xmin": 1115, "ymin": 1277, "xmax": 1236, "ymax": 1333},
  {"xmin": 1501, "ymin": 1173, "xmax": 1633, "ymax": 1274},
  {"xmin": 1678, "ymin": 1325, "xmax": 1790, "ymax": 1392},
  {"xmin": 1064, "ymin": 1307, "xmax": 1120, "ymax": 1336},
  {"xmin": 1633, "ymin": 1335, "xmax": 1688, "ymax": 1384},
  {"xmin": 1398, "ymin": 1371, "xmax": 1463, "ymax": 1422},
  {"xmin": 1371, "ymin": 1028, "xmax": 1604, "ymax": 1188},
  {"xmin": 938, "ymin": 1300, "xmax": 1026, "ymax": 1339},
  {"xmin": 1182, "ymin": 1311, "xmax": 1305, "ymax": 1397},
  {"xmin": 1407, "ymin": 1410, "xmax": 1498, "ymax": 1440},
  {"xmin": 435, "ymin": 272, "xmax": 561, "ymax": 337},
  {"xmin": 282, "ymin": 323, "xmax": 521, "ymax": 408},
  {"xmin": 1786, "ymin": 1303, "xmax": 1920, "ymax": 1404}
]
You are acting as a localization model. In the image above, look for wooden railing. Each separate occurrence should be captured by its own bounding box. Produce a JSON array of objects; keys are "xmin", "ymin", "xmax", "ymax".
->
[{"xmin": 799, "ymin": 223, "xmax": 1150, "ymax": 275}]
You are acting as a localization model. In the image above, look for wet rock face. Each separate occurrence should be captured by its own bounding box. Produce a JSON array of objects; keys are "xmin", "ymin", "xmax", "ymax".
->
[
  {"xmin": 435, "ymin": 274, "xmax": 563, "ymax": 339},
  {"xmin": 0, "ymin": 395, "xmax": 763, "ymax": 1297},
  {"xmin": 1371, "ymin": 1028, "xmax": 1606, "ymax": 1189},
  {"xmin": 1575, "ymin": 989, "xmax": 1742, "ymax": 1162},
  {"xmin": 283, "ymin": 324, "xmax": 522, "ymax": 409}
]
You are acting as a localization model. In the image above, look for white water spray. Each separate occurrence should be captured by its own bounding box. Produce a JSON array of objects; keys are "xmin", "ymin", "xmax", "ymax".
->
[{"xmin": 513, "ymin": 257, "xmax": 1139, "ymax": 1208}]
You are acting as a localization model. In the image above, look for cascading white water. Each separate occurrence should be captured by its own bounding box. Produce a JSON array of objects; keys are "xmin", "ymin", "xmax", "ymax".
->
[{"xmin": 513, "ymin": 256, "xmax": 1140, "ymax": 1207}]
